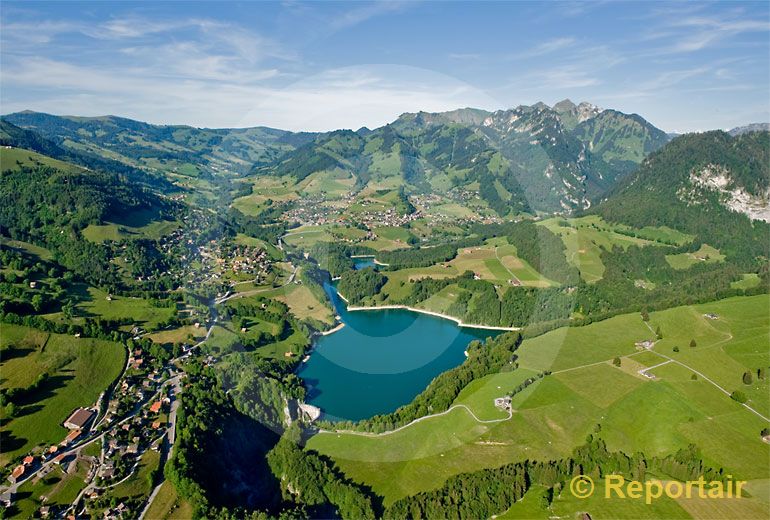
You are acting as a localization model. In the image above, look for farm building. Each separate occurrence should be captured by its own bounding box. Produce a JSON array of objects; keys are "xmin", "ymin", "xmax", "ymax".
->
[{"xmin": 64, "ymin": 408, "xmax": 95, "ymax": 430}]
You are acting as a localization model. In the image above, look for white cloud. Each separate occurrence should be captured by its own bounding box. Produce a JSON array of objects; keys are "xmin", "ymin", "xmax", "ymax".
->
[
  {"xmin": 327, "ymin": 1, "xmax": 411, "ymax": 31},
  {"xmin": 1, "ymin": 61, "xmax": 499, "ymax": 131},
  {"xmin": 512, "ymin": 37, "xmax": 577, "ymax": 59}
]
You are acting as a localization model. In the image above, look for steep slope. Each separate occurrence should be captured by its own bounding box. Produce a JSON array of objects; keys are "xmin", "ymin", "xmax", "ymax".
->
[
  {"xmin": 0, "ymin": 120, "xmax": 172, "ymax": 190},
  {"xmin": 0, "ymin": 146, "xmax": 174, "ymax": 285},
  {"xmin": 263, "ymin": 118, "xmax": 532, "ymax": 216},
  {"xmin": 2, "ymin": 111, "xmax": 313, "ymax": 176},
  {"xmin": 4, "ymin": 103, "xmax": 668, "ymax": 215},
  {"xmin": 476, "ymin": 101, "xmax": 669, "ymax": 211},
  {"xmin": 593, "ymin": 131, "xmax": 770, "ymax": 267}
]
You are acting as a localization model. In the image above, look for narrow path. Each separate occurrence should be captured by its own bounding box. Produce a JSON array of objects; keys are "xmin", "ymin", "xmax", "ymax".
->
[
  {"xmin": 642, "ymin": 320, "xmax": 769, "ymax": 423},
  {"xmin": 317, "ymin": 404, "xmax": 513, "ymax": 438},
  {"xmin": 639, "ymin": 359, "xmax": 672, "ymax": 373}
]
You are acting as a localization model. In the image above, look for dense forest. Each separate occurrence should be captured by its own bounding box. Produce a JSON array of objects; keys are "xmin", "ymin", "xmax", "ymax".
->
[
  {"xmin": 592, "ymin": 131, "xmax": 770, "ymax": 271},
  {"xmin": 387, "ymin": 436, "xmax": 725, "ymax": 519},
  {"xmin": 337, "ymin": 268, "xmax": 387, "ymax": 304},
  {"xmin": 165, "ymin": 364, "xmax": 376, "ymax": 519}
]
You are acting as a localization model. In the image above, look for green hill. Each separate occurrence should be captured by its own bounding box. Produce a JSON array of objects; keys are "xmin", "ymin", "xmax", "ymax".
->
[
  {"xmin": 2, "ymin": 111, "xmax": 314, "ymax": 177},
  {"xmin": 592, "ymin": 131, "xmax": 770, "ymax": 269},
  {"xmin": 261, "ymin": 100, "xmax": 669, "ymax": 214}
]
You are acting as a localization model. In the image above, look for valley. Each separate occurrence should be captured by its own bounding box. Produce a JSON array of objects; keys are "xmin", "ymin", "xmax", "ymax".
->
[{"xmin": 0, "ymin": 106, "xmax": 768, "ymax": 520}]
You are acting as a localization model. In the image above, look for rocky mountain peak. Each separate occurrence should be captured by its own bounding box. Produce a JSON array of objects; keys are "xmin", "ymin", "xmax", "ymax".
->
[
  {"xmin": 576, "ymin": 102, "xmax": 603, "ymax": 122},
  {"xmin": 553, "ymin": 99, "xmax": 577, "ymax": 114}
]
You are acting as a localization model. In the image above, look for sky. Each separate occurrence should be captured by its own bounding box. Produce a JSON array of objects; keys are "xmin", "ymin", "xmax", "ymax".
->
[{"xmin": 1, "ymin": 1, "xmax": 769, "ymax": 133}]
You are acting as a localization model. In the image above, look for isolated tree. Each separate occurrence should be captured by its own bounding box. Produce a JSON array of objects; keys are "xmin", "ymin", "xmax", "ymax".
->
[
  {"xmin": 641, "ymin": 310, "xmax": 649, "ymax": 322},
  {"xmin": 761, "ymin": 427, "xmax": 770, "ymax": 437},
  {"xmin": 691, "ymin": 373, "xmax": 698, "ymax": 381},
  {"xmin": 758, "ymin": 368, "xmax": 766, "ymax": 380},
  {"xmin": 655, "ymin": 326, "xmax": 662, "ymax": 339},
  {"xmin": 673, "ymin": 346, "xmax": 680, "ymax": 353},
  {"xmin": 613, "ymin": 357, "xmax": 622, "ymax": 367},
  {"xmin": 743, "ymin": 371, "xmax": 753, "ymax": 385},
  {"xmin": 689, "ymin": 339, "xmax": 697, "ymax": 348},
  {"xmin": 731, "ymin": 391, "xmax": 748, "ymax": 403}
]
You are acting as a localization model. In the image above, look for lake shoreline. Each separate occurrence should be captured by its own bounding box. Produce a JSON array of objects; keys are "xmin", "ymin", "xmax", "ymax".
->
[
  {"xmin": 349, "ymin": 254, "xmax": 390, "ymax": 266},
  {"xmin": 345, "ymin": 304, "xmax": 521, "ymax": 331}
]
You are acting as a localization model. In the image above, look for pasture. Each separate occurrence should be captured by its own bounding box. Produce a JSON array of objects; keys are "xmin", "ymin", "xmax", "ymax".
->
[
  {"xmin": 76, "ymin": 287, "xmax": 176, "ymax": 330},
  {"xmin": 144, "ymin": 480, "xmax": 193, "ymax": 520},
  {"xmin": 0, "ymin": 147, "xmax": 86, "ymax": 174},
  {"xmin": 666, "ymin": 244, "xmax": 725, "ymax": 270},
  {"xmin": 539, "ymin": 215, "xmax": 683, "ymax": 283},
  {"xmin": 0, "ymin": 324, "xmax": 125, "ymax": 467},
  {"xmin": 305, "ymin": 295, "xmax": 770, "ymax": 507},
  {"xmin": 82, "ymin": 207, "xmax": 180, "ymax": 243}
]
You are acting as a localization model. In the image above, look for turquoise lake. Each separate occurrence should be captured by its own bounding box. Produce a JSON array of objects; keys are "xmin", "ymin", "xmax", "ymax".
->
[{"xmin": 297, "ymin": 259, "xmax": 500, "ymax": 421}]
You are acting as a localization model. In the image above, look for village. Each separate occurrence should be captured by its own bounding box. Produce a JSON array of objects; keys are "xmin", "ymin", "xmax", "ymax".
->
[{"xmin": 1, "ymin": 342, "xmax": 187, "ymax": 518}]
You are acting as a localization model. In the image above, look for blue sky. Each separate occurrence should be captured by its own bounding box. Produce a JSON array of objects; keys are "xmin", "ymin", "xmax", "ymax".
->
[{"xmin": 1, "ymin": 1, "xmax": 768, "ymax": 132}]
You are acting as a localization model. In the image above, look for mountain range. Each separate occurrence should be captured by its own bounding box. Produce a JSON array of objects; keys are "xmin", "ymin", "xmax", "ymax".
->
[
  {"xmin": 3, "ymin": 104, "xmax": 767, "ymax": 217},
  {"xmin": 3, "ymin": 100, "xmax": 669, "ymax": 214}
]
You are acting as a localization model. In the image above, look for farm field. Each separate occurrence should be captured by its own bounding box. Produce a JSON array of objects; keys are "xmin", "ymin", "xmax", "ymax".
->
[
  {"xmin": 375, "ymin": 241, "xmax": 555, "ymax": 306},
  {"xmin": 82, "ymin": 207, "xmax": 180, "ymax": 243},
  {"xmin": 0, "ymin": 147, "xmax": 86, "ymax": 174},
  {"xmin": 146, "ymin": 325, "xmax": 207, "ymax": 345},
  {"xmin": 305, "ymin": 295, "xmax": 770, "ymax": 508},
  {"xmin": 263, "ymin": 278, "xmax": 334, "ymax": 325},
  {"xmin": 0, "ymin": 324, "xmax": 125, "ymax": 467},
  {"xmin": 0, "ymin": 237, "xmax": 54, "ymax": 260},
  {"xmin": 732, "ymin": 273, "xmax": 761, "ymax": 290}
]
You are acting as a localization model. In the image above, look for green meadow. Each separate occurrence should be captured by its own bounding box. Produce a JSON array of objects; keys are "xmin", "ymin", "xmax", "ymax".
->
[
  {"xmin": 666, "ymin": 244, "xmax": 725, "ymax": 270},
  {"xmin": 76, "ymin": 286, "xmax": 176, "ymax": 330},
  {"xmin": 82, "ymin": 207, "xmax": 180, "ymax": 243},
  {"xmin": 306, "ymin": 295, "xmax": 770, "ymax": 509},
  {"xmin": 0, "ymin": 324, "xmax": 125, "ymax": 467},
  {"xmin": 0, "ymin": 147, "xmax": 86, "ymax": 174}
]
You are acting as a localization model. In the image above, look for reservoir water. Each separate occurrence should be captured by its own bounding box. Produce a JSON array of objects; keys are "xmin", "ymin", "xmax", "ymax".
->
[{"xmin": 297, "ymin": 258, "xmax": 500, "ymax": 421}]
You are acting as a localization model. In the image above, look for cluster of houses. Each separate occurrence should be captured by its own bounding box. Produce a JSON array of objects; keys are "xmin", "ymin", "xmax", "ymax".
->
[
  {"xmin": 281, "ymin": 195, "xmax": 337, "ymax": 226},
  {"xmin": 6, "ymin": 407, "xmax": 96, "ymax": 486},
  {"xmin": 219, "ymin": 244, "xmax": 271, "ymax": 281},
  {"xmin": 355, "ymin": 206, "xmax": 422, "ymax": 229}
]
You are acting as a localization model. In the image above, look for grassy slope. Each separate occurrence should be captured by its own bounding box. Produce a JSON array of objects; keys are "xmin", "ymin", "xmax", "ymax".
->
[
  {"xmin": 0, "ymin": 324, "xmax": 125, "ymax": 467},
  {"xmin": 76, "ymin": 287, "xmax": 176, "ymax": 329},
  {"xmin": 539, "ymin": 215, "xmax": 691, "ymax": 283},
  {"xmin": 144, "ymin": 480, "xmax": 193, "ymax": 520},
  {"xmin": 306, "ymin": 295, "xmax": 769, "ymax": 512}
]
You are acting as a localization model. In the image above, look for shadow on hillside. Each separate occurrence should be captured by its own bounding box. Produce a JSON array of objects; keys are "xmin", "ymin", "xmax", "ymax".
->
[
  {"xmin": 199, "ymin": 410, "xmax": 283, "ymax": 512},
  {"xmin": 14, "ymin": 374, "xmax": 74, "ymax": 408},
  {"xmin": 0, "ymin": 430, "xmax": 27, "ymax": 453}
]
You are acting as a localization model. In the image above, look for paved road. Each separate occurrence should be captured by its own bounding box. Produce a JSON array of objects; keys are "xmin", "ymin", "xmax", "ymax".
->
[
  {"xmin": 318, "ymin": 403, "xmax": 513, "ymax": 438},
  {"xmin": 138, "ymin": 376, "xmax": 183, "ymax": 520}
]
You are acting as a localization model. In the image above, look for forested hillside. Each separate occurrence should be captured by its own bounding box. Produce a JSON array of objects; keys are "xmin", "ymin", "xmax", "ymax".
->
[{"xmin": 593, "ymin": 131, "xmax": 770, "ymax": 269}]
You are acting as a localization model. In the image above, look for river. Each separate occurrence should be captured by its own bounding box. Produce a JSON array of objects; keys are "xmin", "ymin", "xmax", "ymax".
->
[{"xmin": 297, "ymin": 258, "xmax": 501, "ymax": 421}]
